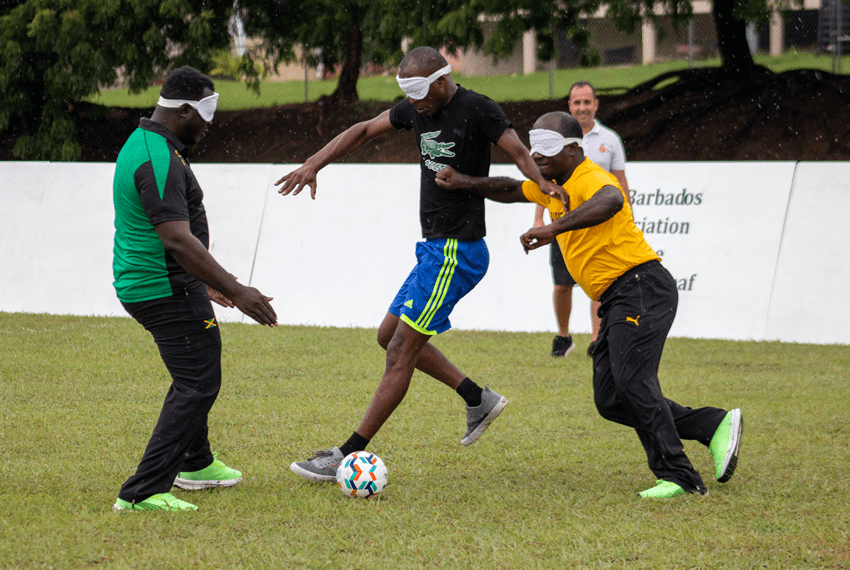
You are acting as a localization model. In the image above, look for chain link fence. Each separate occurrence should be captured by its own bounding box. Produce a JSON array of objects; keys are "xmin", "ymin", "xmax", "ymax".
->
[
  {"xmin": 263, "ymin": 5, "xmax": 846, "ymax": 85},
  {"xmin": 551, "ymin": 13, "xmax": 720, "ymax": 68},
  {"xmin": 454, "ymin": 5, "xmax": 841, "ymax": 77}
]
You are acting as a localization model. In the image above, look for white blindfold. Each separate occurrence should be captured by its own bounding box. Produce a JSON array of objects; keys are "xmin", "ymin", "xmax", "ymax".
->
[
  {"xmin": 529, "ymin": 129, "xmax": 582, "ymax": 157},
  {"xmin": 396, "ymin": 65, "xmax": 452, "ymax": 100},
  {"xmin": 157, "ymin": 92, "xmax": 220, "ymax": 123}
]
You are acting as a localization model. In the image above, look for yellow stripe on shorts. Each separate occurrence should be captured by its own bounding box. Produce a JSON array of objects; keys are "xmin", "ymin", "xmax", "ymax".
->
[{"xmin": 415, "ymin": 239, "xmax": 458, "ymax": 330}]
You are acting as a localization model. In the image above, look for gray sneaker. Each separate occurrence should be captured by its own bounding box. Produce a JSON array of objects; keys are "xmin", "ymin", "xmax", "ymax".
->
[
  {"xmin": 461, "ymin": 387, "xmax": 508, "ymax": 446},
  {"xmin": 290, "ymin": 447, "xmax": 344, "ymax": 482}
]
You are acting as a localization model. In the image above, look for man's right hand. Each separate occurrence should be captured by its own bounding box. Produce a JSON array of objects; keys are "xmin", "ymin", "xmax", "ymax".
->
[
  {"xmin": 434, "ymin": 165, "xmax": 471, "ymax": 190},
  {"xmin": 232, "ymin": 284, "xmax": 278, "ymax": 327},
  {"xmin": 540, "ymin": 179, "xmax": 569, "ymax": 211},
  {"xmin": 275, "ymin": 162, "xmax": 319, "ymax": 199}
]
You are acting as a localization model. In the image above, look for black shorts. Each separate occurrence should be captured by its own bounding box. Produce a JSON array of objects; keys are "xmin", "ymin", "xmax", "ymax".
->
[{"xmin": 550, "ymin": 241, "xmax": 576, "ymax": 287}]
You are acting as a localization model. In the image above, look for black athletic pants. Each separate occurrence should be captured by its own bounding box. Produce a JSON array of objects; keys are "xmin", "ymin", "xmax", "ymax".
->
[
  {"xmin": 118, "ymin": 282, "xmax": 220, "ymax": 503},
  {"xmin": 592, "ymin": 260, "xmax": 726, "ymax": 493}
]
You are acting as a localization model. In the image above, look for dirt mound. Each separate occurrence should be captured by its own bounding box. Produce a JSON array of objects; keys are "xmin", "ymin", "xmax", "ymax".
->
[{"xmin": 3, "ymin": 68, "xmax": 849, "ymax": 163}]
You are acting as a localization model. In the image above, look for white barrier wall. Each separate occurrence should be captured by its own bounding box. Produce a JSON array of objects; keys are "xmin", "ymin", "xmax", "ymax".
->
[
  {"xmin": 764, "ymin": 163, "xmax": 850, "ymax": 344},
  {"xmin": 0, "ymin": 162, "xmax": 123, "ymax": 317},
  {"xmin": 625, "ymin": 161, "xmax": 797, "ymax": 340},
  {"xmin": 1, "ymin": 161, "xmax": 847, "ymax": 344}
]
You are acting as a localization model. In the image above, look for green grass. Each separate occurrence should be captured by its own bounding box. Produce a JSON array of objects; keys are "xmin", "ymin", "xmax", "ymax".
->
[
  {"xmin": 90, "ymin": 49, "xmax": 850, "ymax": 110},
  {"xmin": 1, "ymin": 311, "xmax": 848, "ymax": 568}
]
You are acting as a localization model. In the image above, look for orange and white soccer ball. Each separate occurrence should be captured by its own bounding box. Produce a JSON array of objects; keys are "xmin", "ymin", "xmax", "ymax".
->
[{"xmin": 336, "ymin": 451, "xmax": 388, "ymax": 498}]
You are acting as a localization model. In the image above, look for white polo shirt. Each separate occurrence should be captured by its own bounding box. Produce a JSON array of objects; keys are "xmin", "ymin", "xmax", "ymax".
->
[{"xmin": 582, "ymin": 121, "xmax": 626, "ymax": 172}]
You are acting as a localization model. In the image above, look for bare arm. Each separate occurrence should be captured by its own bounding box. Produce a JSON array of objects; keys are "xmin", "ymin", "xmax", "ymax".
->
[
  {"xmin": 155, "ymin": 221, "xmax": 277, "ymax": 327},
  {"xmin": 520, "ymin": 185, "xmax": 624, "ymax": 252},
  {"xmin": 533, "ymin": 204, "xmax": 546, "ymax": 227},
  {"xmin": 275, "ymin": 110, "xmax": 397, "ymax": 199},
  {"xmin": 434, "ymin": 165, "xmax": 527, "ymax": 203},
  {"xmin": 611, "ymin": 169, "xmax": 631, "ymax": 206},
  {"xmin": 496, "ymin": 129, "xmax": 569, "ymax": 207}
]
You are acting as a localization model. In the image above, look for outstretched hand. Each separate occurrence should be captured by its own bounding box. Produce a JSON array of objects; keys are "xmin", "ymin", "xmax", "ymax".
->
[
  {"xmin": 275, "ymin": 163, "xmax": 319, "ymax": 199},
  {"xmin": 232, "ymin": 285, "xmax": 278, "ymax": 327}
]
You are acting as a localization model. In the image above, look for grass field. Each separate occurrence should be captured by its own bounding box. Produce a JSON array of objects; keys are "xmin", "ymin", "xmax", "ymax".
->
[
  {"xmin": 91, "ymin": 50, "xmax": 850, "ymax": 110},
  {"xmin": 1, "ymin": 311, "xmax": 848, "ymax": 569}
]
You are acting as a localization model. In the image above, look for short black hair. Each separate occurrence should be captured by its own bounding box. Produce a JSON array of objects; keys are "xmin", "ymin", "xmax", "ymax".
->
[
  {"xmin": 399, "ymin": 46, "xmax": 447, "ymax": 76},
  {"xmin": 535, "ymin": 111, "xmax": 583, "ymax": 139},
  {"xmin": 160, "ymin": 66, "xmax": 214, "ymax": 100},
  {"xmin": 568, "ymin": 81, "xmax": 596, "ymax": 99}
]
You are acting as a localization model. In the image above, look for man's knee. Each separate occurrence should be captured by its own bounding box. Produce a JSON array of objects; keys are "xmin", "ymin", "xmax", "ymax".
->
[
  {"xmin": 377, "ymin": 328, "xmax": 391, "ymax": 350},
  {"xmin": 377, "ymin": 313, "xmax": 400, "ymax": 350},
  {"xmin": 594, "ymin": 393, "xmax": 620, "ymax": 423}
]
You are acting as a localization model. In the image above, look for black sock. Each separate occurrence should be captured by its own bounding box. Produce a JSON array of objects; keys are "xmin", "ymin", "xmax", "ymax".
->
[
  {"xmin": 339, "ymin": 432, "xmax": 370, "ymax": 457},
  {"xmin": 456, "ymin": 377, "xmax": 483, "ymax": 407}
]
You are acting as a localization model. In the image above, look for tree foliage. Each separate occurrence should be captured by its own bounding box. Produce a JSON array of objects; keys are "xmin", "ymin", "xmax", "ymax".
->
[
  {"xmin": 0, "ymin": 0, "xmax": 790, "ymax": 160},
  {"xmin": 0, "ymin": 0, "xmax": 237, "ymax": 160},
  {"xmin": 242, "ymin": 0, "xmax": 775, "ymax": 107},
  {"xmin": 464, "ymin": 0, "xmax": 774, "ymax": 76},
  {"xmin": 238, "ymin": 0, "xmax": 481, "ymax": 105}
]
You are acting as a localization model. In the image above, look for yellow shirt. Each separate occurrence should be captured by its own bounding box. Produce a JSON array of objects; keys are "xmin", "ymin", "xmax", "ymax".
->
[{"xmin": 522, "ymin": 158, "xmax": 659, "ymax": 301}]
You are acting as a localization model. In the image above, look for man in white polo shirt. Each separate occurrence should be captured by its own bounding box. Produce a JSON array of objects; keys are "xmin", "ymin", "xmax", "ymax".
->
[{"xmin": 533, "ymin": 81, "xmax": 630, "ymax": 358}]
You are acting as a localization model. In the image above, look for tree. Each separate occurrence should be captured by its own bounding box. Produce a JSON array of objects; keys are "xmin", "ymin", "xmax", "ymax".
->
[
  {"xmin": 0, "ymin": 0, "xmax": 785, "ymax": 161},
  {"xmin": 0, "ymin": 0, "xmax": 239, "ymax": 160},
  {"xmin": 606, "ymin": 0, "xmax": 775, "ymax": 76},
  {"xmin": 486, "ymin": 0, "xmax": 780, "ymax": 76},
  {"xmin": 240, "ymin": 0, "xmax": 594, "ymax": 105},
  {"xmin": 243, "ymin": 0, "xmax": 771, "ymax": 110},
  {"xmin": 456, "ymin": 0, "xmax": 770, "ymax": 77},
  {"xmin": 240, "ymin": 0, "xmax": 486, "ymax": 105},
  {"xmin": 237, "ymin": 0, "xmax": 354, "ymax": 104}
]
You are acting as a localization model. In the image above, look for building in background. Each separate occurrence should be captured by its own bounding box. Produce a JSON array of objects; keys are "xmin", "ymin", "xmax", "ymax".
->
[
  {"xmin": 449, "ymin": 0, "xmax": 829, "ymax": 77},
  {"xmin": 230, "ymin": 0, "xmax": 840, "ymax": 84}
]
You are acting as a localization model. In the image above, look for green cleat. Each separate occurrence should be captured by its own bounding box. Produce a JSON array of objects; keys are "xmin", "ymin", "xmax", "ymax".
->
[
  {"xmin": 113, "ymin": 492, "xmax": 198, "ymax": 511},
  {"xmin": 638, "ymin": 480, "xmax": 687, "ymax": 499},
  {"xmin": 173, "ymin": 452, "xmax": 243, "ymax": 490},
  {"xmin": 709, "ymin": 409, "xmax": 743, "ymax": 482}
]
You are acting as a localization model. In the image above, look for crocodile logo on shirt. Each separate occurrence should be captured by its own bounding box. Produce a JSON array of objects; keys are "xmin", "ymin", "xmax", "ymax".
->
[{"xmin": 420, "ymin": 131, "xmax": 456, "ymax": 160}]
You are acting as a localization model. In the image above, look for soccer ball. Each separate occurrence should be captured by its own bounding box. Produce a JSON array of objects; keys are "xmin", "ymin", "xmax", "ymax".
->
[{"xmin": 336, "ymin": 451, "xmax": 388, "ymax": 498}]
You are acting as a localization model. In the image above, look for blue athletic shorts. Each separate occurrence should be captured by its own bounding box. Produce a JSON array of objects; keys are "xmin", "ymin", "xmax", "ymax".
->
[{"xmin": 389, "ymin": 238, "xmax": 489, "ymax": 335}]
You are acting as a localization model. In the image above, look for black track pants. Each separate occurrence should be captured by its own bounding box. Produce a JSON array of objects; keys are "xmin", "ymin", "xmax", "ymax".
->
[
  {"xmin": 592, "ymin": 261, "xmax": 726, "ymax": 493},
  {"xmin": 117, "ymin": 283, "xmax": 220, "ymax": 503}
]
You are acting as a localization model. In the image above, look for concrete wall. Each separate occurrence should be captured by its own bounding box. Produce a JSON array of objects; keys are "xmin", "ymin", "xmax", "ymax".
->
[{"xmin": 1, "ymin": 161, "xmax": 848, "ymax": 345}]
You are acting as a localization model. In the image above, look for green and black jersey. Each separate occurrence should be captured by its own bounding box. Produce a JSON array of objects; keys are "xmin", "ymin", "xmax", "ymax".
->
[{"xmin": 112, "ymin": 118, "xmax": 210, "ymax": 303}]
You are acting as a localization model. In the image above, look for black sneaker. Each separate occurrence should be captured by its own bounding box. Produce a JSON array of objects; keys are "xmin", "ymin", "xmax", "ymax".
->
[
  {"xmin": 551, "ymin": 335, "xmax": 575, "ymax": 357},
  {"xmin": 586, "ymin": 340, "xmax": 597, "ymax": 357}
]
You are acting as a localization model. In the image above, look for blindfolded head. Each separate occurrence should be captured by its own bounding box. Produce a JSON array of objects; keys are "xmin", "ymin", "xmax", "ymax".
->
[
  {"xmin": 529, "ymin": 128, "xmax": 582, "ymax": 157},
  {"xmin": 396, "ymin": 65, "xmax": 452, "ymax": 100},
  {"xmin": 157, "ymin": 92, "xmax": 219, "ymax": 123}
]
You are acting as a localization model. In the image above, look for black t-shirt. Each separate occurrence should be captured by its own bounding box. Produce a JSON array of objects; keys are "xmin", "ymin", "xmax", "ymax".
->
[{"xmin": 389, "ymin": 86, "xmax": 512, "ymax": 241}]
